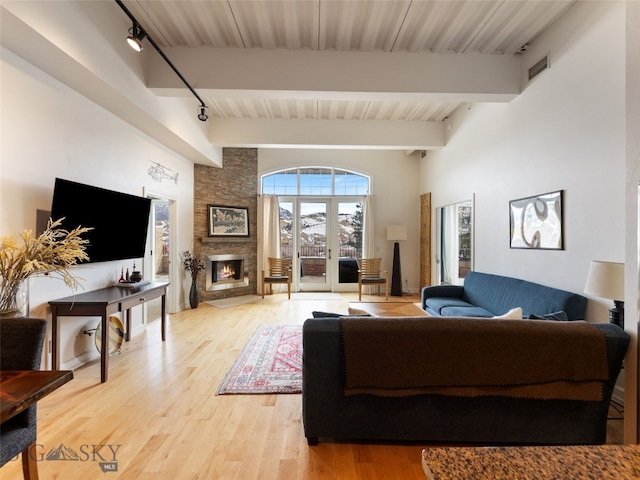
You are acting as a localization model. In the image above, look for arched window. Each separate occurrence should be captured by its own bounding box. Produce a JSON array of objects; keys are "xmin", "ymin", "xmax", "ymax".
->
[{"xmin": 261, "ymin": 167, "xmax": 370, "ymax": 195}]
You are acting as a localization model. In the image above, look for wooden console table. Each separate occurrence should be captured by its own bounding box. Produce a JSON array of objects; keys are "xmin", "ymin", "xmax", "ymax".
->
[{"xmin": 49, "ymin": 282, "xmax": 169, "ymax": 383}]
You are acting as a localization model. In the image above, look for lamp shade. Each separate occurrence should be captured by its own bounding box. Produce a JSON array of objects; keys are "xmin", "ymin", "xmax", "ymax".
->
[
  {"xmin": 584, "ymin": 261, "xmax": 624, "ymax": 300},
  {"xmin": 387, "ymin": 225, "xmax": 407, "ymax": 241}
]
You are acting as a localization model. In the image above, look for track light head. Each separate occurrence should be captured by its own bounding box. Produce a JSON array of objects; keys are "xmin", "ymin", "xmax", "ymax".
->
[
  {"xmin": 198, "ymin": 105, "xmax": 209, "ymax": 122},
  {"xmin": 127, "ymin": 22, "xmax": 146, "ymax": 52}
]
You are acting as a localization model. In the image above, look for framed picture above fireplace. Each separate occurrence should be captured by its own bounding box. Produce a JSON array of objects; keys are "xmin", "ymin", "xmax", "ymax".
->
[{"xmin": 208, "ymin": 205, "xmax": 250, "ymax": 237}]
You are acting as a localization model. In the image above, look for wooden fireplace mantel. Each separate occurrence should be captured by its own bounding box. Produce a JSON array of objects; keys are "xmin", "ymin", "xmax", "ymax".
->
[{"xmin": 201, "ymin": 237, "xmax": 251, "ymax": 244}]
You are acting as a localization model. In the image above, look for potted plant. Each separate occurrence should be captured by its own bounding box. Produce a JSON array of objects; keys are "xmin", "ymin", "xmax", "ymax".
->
[
  {"xmin": 182, "ymin": 251, "xmax": 205, "ymax": 308},
  {"xmin": 0, "ymin": 218, "xmax": 92, "ymax": 317}
]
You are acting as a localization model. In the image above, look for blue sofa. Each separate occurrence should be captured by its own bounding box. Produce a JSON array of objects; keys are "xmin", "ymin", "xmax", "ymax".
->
[{"xmin": 421, "ymin": 271, "xmax": 587, "ymax": 320}]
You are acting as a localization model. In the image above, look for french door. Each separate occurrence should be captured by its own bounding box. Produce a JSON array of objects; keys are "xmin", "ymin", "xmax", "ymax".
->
[{"xmin": 279, "ymin": 197, "xmax": 363, "ymax": 292}]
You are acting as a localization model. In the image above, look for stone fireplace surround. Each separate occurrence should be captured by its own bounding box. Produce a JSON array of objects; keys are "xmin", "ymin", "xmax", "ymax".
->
[{"xmin": 194, "ymin": 148, "xmax": 258, "ymax": 302}]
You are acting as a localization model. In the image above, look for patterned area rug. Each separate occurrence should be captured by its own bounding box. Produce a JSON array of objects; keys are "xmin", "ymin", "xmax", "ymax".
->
[{"xmin": 216, "ymin": 324, "xmax": 302, "ymax": 394}]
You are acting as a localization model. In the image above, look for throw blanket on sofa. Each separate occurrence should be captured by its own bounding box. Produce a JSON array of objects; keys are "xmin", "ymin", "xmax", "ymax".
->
[{"xmin": 341, "ymin": 317, "xmax": 609, "ymax": 401}]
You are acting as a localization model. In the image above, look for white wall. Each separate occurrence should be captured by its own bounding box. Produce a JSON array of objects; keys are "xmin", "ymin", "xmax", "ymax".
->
[
  {"xmin": 0, "ymin": 47, "xmax": 195, "ymax": 369},
  {"xmin": 420, "ymin": 1, "xmax": 625, "ymax": 324},
  {"xmin": 259, "ymin": 148, "xmax": 421, "ymax": 292},
  {"xmin": 420, "ymin": 1, "xmax": 638, "ymax": 433}
]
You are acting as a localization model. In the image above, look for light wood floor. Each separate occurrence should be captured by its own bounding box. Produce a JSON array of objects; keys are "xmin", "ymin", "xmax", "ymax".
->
[{"xmin": 2, "ymin": 293, "xmax": 623, "ymax": 479}]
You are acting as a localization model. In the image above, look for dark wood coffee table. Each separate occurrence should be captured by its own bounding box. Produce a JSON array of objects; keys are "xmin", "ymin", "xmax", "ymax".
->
[{"xmin": 348, "ymin": 301, "xmax": 428, "ymax": 317}]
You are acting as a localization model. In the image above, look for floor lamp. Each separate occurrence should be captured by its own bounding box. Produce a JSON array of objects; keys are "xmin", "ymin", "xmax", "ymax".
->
[
  {"xmin": 387, "ymin": 225, "xmax": 407, "ymax": 297},
  {"xmin": 584, "ymin": 260, "xmax": 625, "ymax": 328}
]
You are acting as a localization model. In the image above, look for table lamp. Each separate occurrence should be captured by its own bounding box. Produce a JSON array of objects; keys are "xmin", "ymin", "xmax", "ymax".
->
[
  {"xmin": 387, "ymin": 225, "xmax": 407, "ymax": 296},
  {"xmin": 584, "ymin": 260, "xmax": 624, "ymax": 328}
]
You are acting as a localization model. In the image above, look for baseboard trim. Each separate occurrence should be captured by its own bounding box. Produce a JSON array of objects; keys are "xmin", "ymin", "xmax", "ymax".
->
[{"xmin": 61, "ymin": 349, "xmax": 99, "ymax": 371}]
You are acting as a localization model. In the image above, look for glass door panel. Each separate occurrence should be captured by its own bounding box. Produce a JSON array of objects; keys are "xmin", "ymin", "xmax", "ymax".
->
[
  {"xmin": 298, "ymin": 201, "xmax": 329, "ymax": 291},
  {"xmin": 335, "ymin": 201, "xmax": 363, "ymax": 290},
  {"xmin": 279, "ymin": 201, "xmax": 294, "ymax": 259}
]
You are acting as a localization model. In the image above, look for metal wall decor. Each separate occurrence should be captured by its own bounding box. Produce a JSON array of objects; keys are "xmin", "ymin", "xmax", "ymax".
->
[
  {"xmin": 148, "ymin": 161, "xmax": 178, "ymax": 183},
  {"xmin": 509, "ymin": 190, "xmax": 563, "ymax": 250}
]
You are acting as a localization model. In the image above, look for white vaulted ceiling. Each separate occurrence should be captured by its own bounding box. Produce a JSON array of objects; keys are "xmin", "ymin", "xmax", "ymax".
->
[
  {"xmin": 0, "ymin": 1, "xmax": 575, "ymax": 163},
  {"xmin": 122, "ymin": 0, "xmax": 573, "ymax": 127}
]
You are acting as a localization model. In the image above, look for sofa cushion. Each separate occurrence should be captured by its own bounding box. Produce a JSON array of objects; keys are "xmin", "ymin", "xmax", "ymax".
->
[
  {"xmin": 528, "ymin": 310, "xmax": 569, "ymax": 321},
  {"xmin": 425, "ymin": 297, "xmax": 475, "ymax": 314},
  {"xmin": 440, "ymin": 305, "xmax": 494, "ymax": 317}
]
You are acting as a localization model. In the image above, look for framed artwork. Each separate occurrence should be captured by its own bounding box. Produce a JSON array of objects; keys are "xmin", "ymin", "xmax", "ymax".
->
[
  {"xmin": 509, "ymin": 190, "xmax": 563, "ymax": 250},
  {"xmin": 208, "ymin": 205, "xmax": 250, "ymax": 237}
]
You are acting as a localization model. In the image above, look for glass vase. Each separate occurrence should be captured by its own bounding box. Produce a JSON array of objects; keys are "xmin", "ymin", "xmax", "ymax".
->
[{"xmin": 0, "ymin": 278, "xmax": 30, "ymax": 318}]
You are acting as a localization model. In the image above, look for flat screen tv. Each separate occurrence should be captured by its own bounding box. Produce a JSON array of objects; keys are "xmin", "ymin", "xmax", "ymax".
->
[{"xmin": 50, "ymin": 178, "xmax": 152, "ymax": 264}]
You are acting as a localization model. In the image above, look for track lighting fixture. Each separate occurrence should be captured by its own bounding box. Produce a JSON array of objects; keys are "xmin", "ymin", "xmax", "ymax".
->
[
  {"xmin": 197, "ymin": 105, "xmax": 209, "ymax": 122},
  {"xmin": 126, "ymin": 21, "xmax": 146, "ymax": 52},
  {"xmin": 115, "ymin": 0, "xmax": 208, "ymax": 123}
]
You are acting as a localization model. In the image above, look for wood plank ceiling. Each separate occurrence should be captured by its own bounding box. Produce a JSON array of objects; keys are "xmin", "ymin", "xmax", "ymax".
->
[{"xmin": 122, "ymin": 0, "xmax": 574, "ymax": 125}]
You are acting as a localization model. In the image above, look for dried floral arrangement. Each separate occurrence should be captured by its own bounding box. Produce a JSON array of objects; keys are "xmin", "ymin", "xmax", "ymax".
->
[
  {"xmin": 182, "ymin": 251, "xmax": 205, "ymax": 280},
  {"xmin": 0, "ymin": 218, "xmax": 92, "ymax": 314}
]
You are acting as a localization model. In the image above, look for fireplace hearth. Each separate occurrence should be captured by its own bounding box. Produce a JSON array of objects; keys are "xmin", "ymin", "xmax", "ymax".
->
[{"xmin": 206, "ymin": 254, "xmax": 250, "ymax": 291}]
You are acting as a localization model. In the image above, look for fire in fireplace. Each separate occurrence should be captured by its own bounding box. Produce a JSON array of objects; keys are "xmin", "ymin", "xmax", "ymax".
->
[
  {"xmin": 206, "ymin": 254, "xmax": 249, "ymax": 291},
  {"xmin": 214, "ymin": 260, "xmax": 241, "ymax": 282}
]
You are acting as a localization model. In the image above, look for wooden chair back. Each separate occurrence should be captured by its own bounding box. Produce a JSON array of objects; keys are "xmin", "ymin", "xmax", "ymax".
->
[
  {"xmin": 268, "ymin": 257, "xmax": 292, "ymax": 277},
  {"xmin": 262, "ymin": 257, "xmax": 293, "ymax": 299},
  {"xmin": 357, "ymin": 258, "xmax": 383, "ymax": 278},
  {"xmin": 356, "ymin": 258, "xmax": 388, "ymax": 300}
]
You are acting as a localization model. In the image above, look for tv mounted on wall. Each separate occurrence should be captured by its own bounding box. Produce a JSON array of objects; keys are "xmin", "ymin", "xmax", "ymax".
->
[{"xmin": 50, "ymin": 178, "xmax": 152, "ymax": 264}]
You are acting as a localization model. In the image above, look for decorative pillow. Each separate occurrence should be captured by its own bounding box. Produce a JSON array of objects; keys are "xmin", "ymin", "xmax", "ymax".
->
[
  {"xmin": 527, "ymin": 310, "xmax": 569, "ymax": 321},
  {"xmin": 492, "ymin": 307, "xmax": 523, "ymax": 319},
  {"xmin": 311, "ymin": 310, "xmax": 371, "ymax": 318},
  {"xmin": 311, "ymin": 311, "xmax": 343, "ymax": 318}
]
